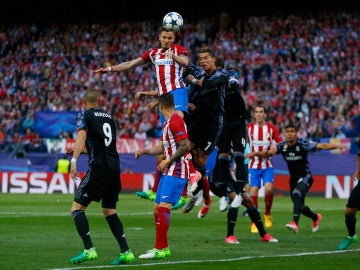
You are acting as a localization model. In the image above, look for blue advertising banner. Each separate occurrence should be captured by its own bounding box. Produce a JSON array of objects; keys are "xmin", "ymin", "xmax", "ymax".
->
[{"xmin": 35, "ymin": 111, "xmax": 79, "ymax": 138}]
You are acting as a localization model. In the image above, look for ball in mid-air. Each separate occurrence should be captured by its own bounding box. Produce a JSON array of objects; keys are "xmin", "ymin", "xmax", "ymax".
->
[{"xmin": 163, "ymin": 12, "xmax": 183, "ymax": 31}]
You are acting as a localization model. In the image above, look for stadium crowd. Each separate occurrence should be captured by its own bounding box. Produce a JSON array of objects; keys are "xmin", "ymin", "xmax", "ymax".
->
[{"xmin": 0, "ymin": 10, "xmax": 359, "ymax": 153}]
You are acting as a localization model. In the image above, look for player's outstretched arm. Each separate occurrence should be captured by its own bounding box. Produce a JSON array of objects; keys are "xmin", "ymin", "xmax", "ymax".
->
[
  {"xmin": 135, "ymin": 90, "xmax": 158, "ymax": 99},
  {"xmin": 316, "ymin": 143, "xmax": 348, "ymax": 151},
  {"xmin": 94, "ymin": 58, "xmax": 145, "ymax": 74},
  {"xmin": 148, "ymin": 100, "xmax": 159, "ymax": 110},
  {"xmin": 135, "ymin": 142, "xmax": 164, "ymax": 159}
]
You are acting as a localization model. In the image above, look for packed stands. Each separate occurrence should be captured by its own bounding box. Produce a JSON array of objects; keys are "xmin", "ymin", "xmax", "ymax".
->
[{"xmin": 0, "ymin": 10, "xmax": 359, "ymax": 157}]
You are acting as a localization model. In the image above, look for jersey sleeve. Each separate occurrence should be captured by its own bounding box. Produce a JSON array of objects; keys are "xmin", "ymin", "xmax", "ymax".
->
[
  {"xmin": 140, "ymin": 49, "xmax": 151, "ymax": 62},
  {"xmin": 169, "ymin": 114, "xmax": 188, "ymax": 143},
  {"xmin": 183, "ymin": 64, "xmax": 204, "ymax": 79},
  {"xmin": 174, "ymin": 44, "xmax": 188, "ymax": 56},
  {"xmin": 75, "ymin": 111, "xmax": 86, "ymax": 131},
  {"xmin": 299, "ymin": 138, "xmax": 318, "ymax": 151},
  {"xmin": 202, "ymin": 70, "xmax": 229, "ymax": 87},
  {"xmin": 269, "ymin": 124, "xmax": 283, "ymax": 143}
]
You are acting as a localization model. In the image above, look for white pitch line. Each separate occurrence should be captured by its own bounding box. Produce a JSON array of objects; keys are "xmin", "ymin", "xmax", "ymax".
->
[{"xmin": 46, "ymin": 248, "xmax": 360, "ymax": 270}]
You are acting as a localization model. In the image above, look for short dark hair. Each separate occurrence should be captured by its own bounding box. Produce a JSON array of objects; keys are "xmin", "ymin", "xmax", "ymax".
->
[
  {"xmin": 253, "ymin": 102, "xmax": 267, "ymax": 113},
  {"xmin": 285, "ymin": 123, "xmax": 297, "ymax": 130},
  {"xmin": 215, "ymin": 57, "xmax": 224, "ymax": 69},
  {"xmin": 158, "ymin": 93, "xmax": 174, "ymax": 108},
  {"xmin": 198, "ymin": 47, "xmax": 215, "ymax": 58}
]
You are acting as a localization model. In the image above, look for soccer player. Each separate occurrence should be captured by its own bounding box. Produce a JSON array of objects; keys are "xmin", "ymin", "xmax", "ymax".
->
[
  {"xmin": 209, "ymin": 150, "xmax": 278, "ymax": 244},
  {"xmin": 67, "ymin": 89, "xmax": 134, "ymax": 265},
  {"xmin": 95, "ymin": 26, "xmax": 191, "ymax": 208},
  {"xmin": 247, "ymin": 104, "xmax": 283, "ymax": 233},
  {"xmin": 181, "ymin": 48, "xmax": 229, "ymax": 215},
  {"xmin": 338, "ymin": 138, "xmax": 360, "ymax": 250},
  {"xmin": 94, "ymin": 26, "xmax": 188, "ymax": 122},
  {"xmin": 270, "ymin": 123, "xmax": 347, "ymax": 233},
  {"xmin": 197, "ymin": 56, "xmax": 249, "ymax": 217},
  {"xmin": 213, "ymin": 57, "xmax": 249, "ymax": 216},
  {"xmin": 135, "ymin": 93, "xmax": 190, "ymax": 259}
]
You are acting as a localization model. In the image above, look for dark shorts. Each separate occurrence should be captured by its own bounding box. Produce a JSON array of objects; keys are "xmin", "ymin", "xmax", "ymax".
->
[
  {"xmin": 346, "ymin": 182, "xmax": 360, "ymax": 208},
  {"xmin": 217, "ymin": 117, "xmax": 247, "ymax": 154},
  {"xmin": 290, "ymin": 176, "xmax": 314, "ymax": 197},
  {"xmin": 209, "ymin": 179, "xmax": 230, "ymax": 198},
  {"xmin": 208, "ymin": 170, "xmax": 243, "ymax": 197},
  {"xmin": 74, "ymin": 165, "xmax": 121, "ymax": 209},
  {"xmin": 187, "ymin": 113, "xmax": 223, "ymax": 155}
]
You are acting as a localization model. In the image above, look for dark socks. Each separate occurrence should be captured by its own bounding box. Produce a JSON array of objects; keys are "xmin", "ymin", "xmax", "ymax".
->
[
  {"xmin": 247, "ymin": 206, "xmax": 266, "ymax": 237},
  {"xmin": 345, "ymin": 215, "xmax": 356, "ymax": 237},
  {"xmin": 106, "ymin": 213, "xmax": 130, "ymax": 253},
  {"xmin": 301, "ymin": 205, "xmax": 317, "ymax": 221},
  {"xmin": 227, "ymin": 207, "xmax": 239, "ymax": 237},
  {"xmin": 72, "ymin": 210, "xmax": 93, "ymax": 250},
  {"xmin": 292, "ymin": 193, "xmax": 302, "ymax": 224}
]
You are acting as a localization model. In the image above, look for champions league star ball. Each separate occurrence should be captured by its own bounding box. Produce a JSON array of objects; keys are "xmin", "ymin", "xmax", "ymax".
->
[{"xmin": 163, "ymin": 12, "xmax": 183, "ymax": 31}]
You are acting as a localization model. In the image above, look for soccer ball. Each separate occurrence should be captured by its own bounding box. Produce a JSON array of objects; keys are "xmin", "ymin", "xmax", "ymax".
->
[{"xmin": 163, "ymin": 12, "xmax": 183, "ymax": 31}]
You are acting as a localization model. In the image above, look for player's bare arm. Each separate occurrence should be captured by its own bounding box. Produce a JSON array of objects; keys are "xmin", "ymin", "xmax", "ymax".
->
[
  {"xmin": 186, "ymin": 74, "xmax": 204, "ymax": 86},
  {"xmin": 158, "ymin": 138, "xmax": 190, "ymax": 171},
  {"xmin": 244, "ymin": 150, "xmax": 268, "ymax": 159},
  {"xmin": 316, "ymin": 143, "xmax": 348, "ymax": 151},
  {"xmin": 94, "ymin": 58, "xmax": 145, "ymax": 74},
  {"xmin": 135, "ymin": 142, "xmax": 164, "ymax": 159},
  {"xmin": 170, "ymin": 52, "xmax": 188, "ymax": 67},
  {"xmin": 70, "ymin": 129, "xmax": 86, "ymax": 180},
  {"xmin": 188, "ymin": 102, "xmax": 196, "ymax": 112},
  {"xmin": 148, "ymin": 100, "xmax": 159, "ymax": 110},
  {"xmin": 135, "ymin": 90, "xmax": 158, "ymax": 99}
]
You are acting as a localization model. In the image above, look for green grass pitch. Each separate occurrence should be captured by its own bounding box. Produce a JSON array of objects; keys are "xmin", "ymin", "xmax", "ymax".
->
[{"xmin": 0, "ymin": 193, "xmax": 359, "ymax": 269}]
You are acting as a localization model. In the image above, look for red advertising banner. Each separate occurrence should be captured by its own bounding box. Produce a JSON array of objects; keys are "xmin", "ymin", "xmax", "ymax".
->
[{"xmin": 0, "ymin": 172, "xmax": 357, "ymax": 199}]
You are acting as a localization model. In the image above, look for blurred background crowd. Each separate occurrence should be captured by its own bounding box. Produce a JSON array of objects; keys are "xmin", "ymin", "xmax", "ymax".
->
[{"xmin": 0, "ymin": 7, "xmax": 359, "ymax": 154}]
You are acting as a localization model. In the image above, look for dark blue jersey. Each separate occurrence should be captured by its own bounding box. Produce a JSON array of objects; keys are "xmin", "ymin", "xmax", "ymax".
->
[
  {"xmin": 76, "ymin": 108, "xmax": 120, "ymax": 172},
  {"xmin": 276, "ymin": 138, "xmax": 318, "ymax": 183},
  {"xmin": 196, "ymin": 68, "xmax": 228, "ymax": 121},
  {"xmin": 222, "ymin": 70, "xmax": 248, "ymax": 120},
  {"xmin": 183, "ymin": 64, "xmax": 205, "ymax": 105},
  {"xmin": 184, "ymin": 67, "xmax": 228, "ymax": 154}
]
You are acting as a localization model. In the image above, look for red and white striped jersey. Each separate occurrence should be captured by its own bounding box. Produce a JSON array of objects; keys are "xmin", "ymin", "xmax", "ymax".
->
[
  {"xmin": 247, "ymin": 122, "xmax": 283, "ymax": 169},
  {"xmin": 162, "ymin": 113, "xmax": 190, "ymax": 179},
  {"xmin": 141, "ymin": 44, "xmax": 188, "ymax": 95}
]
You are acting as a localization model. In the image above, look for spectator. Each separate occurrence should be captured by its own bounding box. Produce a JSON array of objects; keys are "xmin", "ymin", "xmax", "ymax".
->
[
  {"xmin": 0, "ymin": 127, "xmax": 5, "ymax": 151},
  {"xmin": 32, "ymin": 132, "xmax": 47, "ymax": 153},
  {"xmin": 134, "ymin": 128, "xmax": 147, "ymax": 140},
  {"xmin": 0, "ymin": 11, "xmax": 359, "ymax": 150},
  {"xmin": 23, "ymin": 128, "xmax": 36, "ymax": 152},
  {"xmin": 64, "ymin": 130, "xmax": 74, "ymax": 139}
]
